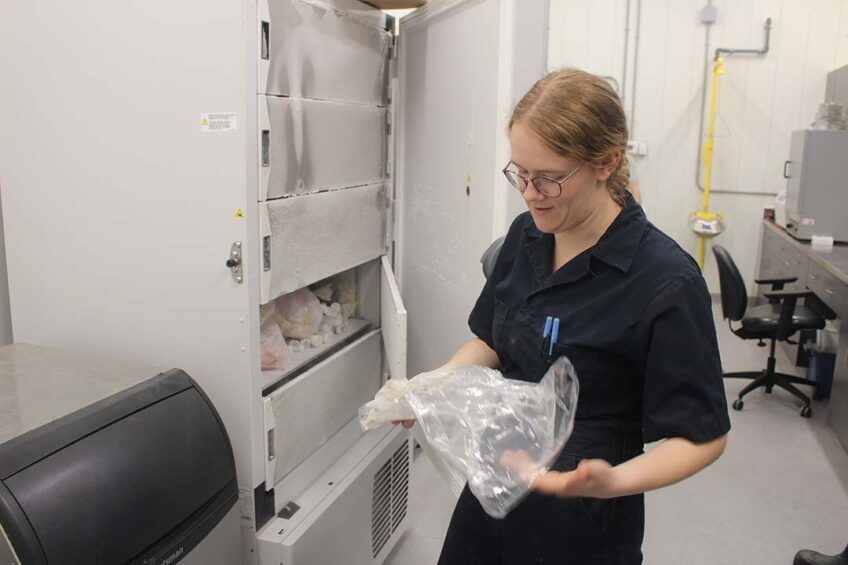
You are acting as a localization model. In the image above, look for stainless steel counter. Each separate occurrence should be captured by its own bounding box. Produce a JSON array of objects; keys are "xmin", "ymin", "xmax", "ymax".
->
[{"xmin": 0, "ymin": 343, "xmax": 162, "ymax": 445}]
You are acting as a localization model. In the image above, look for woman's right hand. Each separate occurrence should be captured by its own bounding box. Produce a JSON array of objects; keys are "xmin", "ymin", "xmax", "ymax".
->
[{"xmin": 392, "ymin": 419, "xmax": 415, "ymax": 429}]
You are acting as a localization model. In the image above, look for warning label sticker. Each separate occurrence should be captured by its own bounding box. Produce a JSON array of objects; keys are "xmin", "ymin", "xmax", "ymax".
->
[{"xmin": 200, "ymin": 113, "xmax": 237, "ymax": 132}]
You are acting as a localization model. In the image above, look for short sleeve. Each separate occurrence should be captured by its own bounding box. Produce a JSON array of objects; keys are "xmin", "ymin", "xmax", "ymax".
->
[
  {"xmin": 467, "ymin": 214, "xmax": 525, "ymax": 350},
  {"xmin": 638, "ymin": 275, "xmax": 731, "ymax": 444},
  {"xmin": 468, "ymin": 273, "xmax": 498, "ymax": 349}
]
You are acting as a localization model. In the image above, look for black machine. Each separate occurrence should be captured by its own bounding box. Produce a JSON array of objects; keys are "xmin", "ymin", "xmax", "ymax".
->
[{"xmin": 0, "ymin": 366, "xmax": 238, "ymax": 565}]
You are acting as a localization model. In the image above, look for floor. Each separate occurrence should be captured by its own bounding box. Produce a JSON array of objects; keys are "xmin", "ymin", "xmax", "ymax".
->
[{"xmin": 384, "ymin": 305, "xmax": 848, "ymax": 564}]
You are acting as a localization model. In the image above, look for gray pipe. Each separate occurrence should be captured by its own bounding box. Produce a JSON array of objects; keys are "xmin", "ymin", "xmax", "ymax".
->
[
  {"xmin": 629, "ymin": 0, "xmax": 642, "ymax": 136},
  {"xmin": 621, "ymin": 0, "xmax": 631, "ymax": 103},
  {"xmin": 715, "ymin": 17, "xmax": 771, "ymax": 60},
  {"xmin": 695, "ymin": 14, "xmax": 778, "ymax": 196}
]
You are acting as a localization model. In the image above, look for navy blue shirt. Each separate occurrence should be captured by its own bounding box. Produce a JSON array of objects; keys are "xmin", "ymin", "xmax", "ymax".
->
[{"xmin": 469, "ymin": 197, "xmax": 731, "ymax": 444}]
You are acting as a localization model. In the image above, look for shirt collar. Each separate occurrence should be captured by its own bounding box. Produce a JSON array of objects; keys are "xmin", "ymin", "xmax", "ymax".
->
[{"xmin": 522, "ymin": 192, "xmax": 648, "ymax": 285}]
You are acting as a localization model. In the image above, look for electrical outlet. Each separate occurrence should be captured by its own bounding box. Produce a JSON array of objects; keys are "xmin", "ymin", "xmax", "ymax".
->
[{"xmin": 626, "ymin": 140, "xmax": 649, "ymax": 156}]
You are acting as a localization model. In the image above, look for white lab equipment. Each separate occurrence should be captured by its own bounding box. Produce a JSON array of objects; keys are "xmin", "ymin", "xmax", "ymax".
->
[{"xmin": 0, "ymin": 0, "xmax": 546, "ymax": 563}]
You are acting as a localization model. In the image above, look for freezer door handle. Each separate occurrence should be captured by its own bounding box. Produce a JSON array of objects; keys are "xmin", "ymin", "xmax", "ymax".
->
[
  {"xmin": 261, "ymin": 130, "xmax": 270, "ymax": 167},
  {"xmin": 263, "ymin": 398, "xmax": 276, "ymax": 490},
  {"xmin": 261, "ymin": 20, "xmax": 270, "ymax": 60},
  {"xmin": 227, "ymin": 242, "xmax": 243, "ymax": 283},
  {"xmin": 783, "ymin": 160, "xmax": 792, "ymax": 179}
]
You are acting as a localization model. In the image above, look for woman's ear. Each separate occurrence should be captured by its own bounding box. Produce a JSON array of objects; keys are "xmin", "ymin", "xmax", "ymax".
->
[{"xmin": 596, "ymin": 150, "xmax": 622, "ymax": 182}]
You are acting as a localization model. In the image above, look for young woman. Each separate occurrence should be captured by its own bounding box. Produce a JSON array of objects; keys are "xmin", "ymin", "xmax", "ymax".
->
[{"xmin": 401, "ymin": 68, "xmax": 730, "ymax": 564}]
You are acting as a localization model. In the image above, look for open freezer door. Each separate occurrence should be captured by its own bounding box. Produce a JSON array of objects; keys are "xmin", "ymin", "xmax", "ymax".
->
[{"xmin": 380, "ymin": 255, "xmax": 407, "ymax": 381}]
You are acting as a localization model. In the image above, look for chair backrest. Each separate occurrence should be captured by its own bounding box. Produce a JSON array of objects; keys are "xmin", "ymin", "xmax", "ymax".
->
[
  {"xmin": 711, "ymin": 244, "xmax": 748, "ymax": 321},
  {"xmin": 481, "ymin": 236, "xmax": 505, "ymax": 280}
]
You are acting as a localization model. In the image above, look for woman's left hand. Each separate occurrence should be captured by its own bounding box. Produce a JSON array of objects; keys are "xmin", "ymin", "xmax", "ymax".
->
[{"xmin": 531, "ymin": 458, "xmax": 618, "ymax": 499}]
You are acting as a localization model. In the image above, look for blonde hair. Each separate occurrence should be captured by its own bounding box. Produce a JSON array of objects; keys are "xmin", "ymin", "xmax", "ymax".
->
[{"xmin": 509, "ymin": 68, "xmax": 630, "ymax": 206}]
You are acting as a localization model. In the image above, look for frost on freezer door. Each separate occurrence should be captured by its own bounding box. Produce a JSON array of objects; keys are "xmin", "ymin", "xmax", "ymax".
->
[
  {"xmin": 264, "ymin": 0, "xmax": 390, "ymax": 105},
  {"xmin": 265, "ymin": 97, "xmax": 386, "ymax": 198},
  {"xmin": 260, "ymin": 267, "xmax": 369, "ymax": 391},
  {"xmin": 265, "ymin": 183, "xmax": 388, "ymax": 298}
]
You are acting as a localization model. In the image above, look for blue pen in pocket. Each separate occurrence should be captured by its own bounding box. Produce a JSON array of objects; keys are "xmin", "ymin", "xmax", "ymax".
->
[
  {"xmin": 541, "ymin": 316, "xmax": 553, "ymax": 356},
  {"xmin": 548, "ymin": 318, "xmax": 560, "ymax": 357}
]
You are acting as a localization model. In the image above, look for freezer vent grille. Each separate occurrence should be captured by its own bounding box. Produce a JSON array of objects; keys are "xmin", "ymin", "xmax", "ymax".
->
[
  {"xmin": 391, "ymin": 441, "xmax": 410, "ymax": 530},
  {"xmin": 371, "ymin": 439, "xmax": 410, "ymax": 557}
]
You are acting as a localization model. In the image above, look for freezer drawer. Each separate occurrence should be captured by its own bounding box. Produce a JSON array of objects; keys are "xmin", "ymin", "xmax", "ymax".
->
[
  {"xmin": 259, "ymin": 0, "xmax": 391, "ymax": 105},
  {"xmin": 260, "ymin": 183, "xmax": 389, "ymax": 303},
  {"xmin": 807, "ymin": 261, "xmax": 848, "ymax": 319},
  {"xmin": 264, "ymin": 330, "xmax": 383, "ymax": 485},
  {"xmin": 259, "ymin": 96, "xmax": 386, "ymax": 200},
  {"xmin": 259, "ymin": 256, "xmax": 406, "ymax": 488}
]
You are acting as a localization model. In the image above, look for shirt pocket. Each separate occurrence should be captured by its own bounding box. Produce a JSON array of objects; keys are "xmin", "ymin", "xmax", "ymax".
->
[
  {"xmin": 491, "ymin": 298, "xmax": 510, "ymax": 350},
  {"xmin": 552, "ymin": 343, "xmax": 630, "ymax": 396}
]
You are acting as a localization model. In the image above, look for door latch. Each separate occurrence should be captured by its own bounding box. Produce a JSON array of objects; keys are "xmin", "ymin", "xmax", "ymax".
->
[{"xmin": 226, "ymin": 241, "xmax": 243, "ymax": 283}]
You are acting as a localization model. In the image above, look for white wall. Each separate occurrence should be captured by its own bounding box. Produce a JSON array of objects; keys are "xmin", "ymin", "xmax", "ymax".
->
[
  {"xmin": 0, "ymin": 189, "xmax": 12, "ymax": 345},
  {"xmin": 506, "ymin": 0, "xmax": 551, "ymax": 221},
  {"xmin": 548, "ymin": 0, "xmax": 848, "ymax": 293}
]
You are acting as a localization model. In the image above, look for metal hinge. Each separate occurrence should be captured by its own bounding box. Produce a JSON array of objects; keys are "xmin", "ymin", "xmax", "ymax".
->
[{"xmin": 388, "ymin": 34, "xmax": 398, "ymax": 60}]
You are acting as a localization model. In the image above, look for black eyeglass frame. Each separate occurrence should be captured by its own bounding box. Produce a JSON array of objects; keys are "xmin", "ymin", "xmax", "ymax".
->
[{"xmin": 501, "ymin": 161, "xmax": 585, "ymax": 198}]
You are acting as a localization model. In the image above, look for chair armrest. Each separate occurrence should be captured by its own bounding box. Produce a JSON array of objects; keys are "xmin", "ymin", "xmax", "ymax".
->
[
  {"xmin": 754, "ymin": 276, "xmax": 797, "ymax": 285},
  {"xmin": 763, "ymin": 289, "xmax": 815, "ymax": 340},
  {"xmin": 763, "ymin": 288, "xmax": 814, "ymax": 300},
  {"xmin": 755, "ymin": 276, "xmax": 797, "ymax": 294}
]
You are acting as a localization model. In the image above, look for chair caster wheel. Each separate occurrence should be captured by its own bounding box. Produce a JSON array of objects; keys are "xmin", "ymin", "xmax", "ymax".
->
[
  {"xmin": 800, "ymin": 405, "xmax": 813, "ymax": 418},
  {"xmin": 732, "ymin": 399, "xmax": 744, "ymax": 411}
]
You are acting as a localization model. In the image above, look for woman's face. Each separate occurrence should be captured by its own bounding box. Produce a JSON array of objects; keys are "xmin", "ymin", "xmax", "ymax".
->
[{"xmin": 509, "ymin": 122, "xmax": 615, "ymax": 234}]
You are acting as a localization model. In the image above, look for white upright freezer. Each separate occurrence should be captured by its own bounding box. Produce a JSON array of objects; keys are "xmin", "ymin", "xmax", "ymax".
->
[{"xmin": 0, "ymin": 0, "xmax": 546, "ymax": 563}]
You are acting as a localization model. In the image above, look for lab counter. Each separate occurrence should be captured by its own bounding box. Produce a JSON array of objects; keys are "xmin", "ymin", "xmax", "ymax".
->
[{"xmin": 758, "ymin": 221, "xmax": 848, "ymax": 453}]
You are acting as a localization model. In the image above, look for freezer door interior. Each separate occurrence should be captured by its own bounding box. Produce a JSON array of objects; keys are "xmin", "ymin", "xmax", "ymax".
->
[
  {"xmin": 259, "ymin": 0, "xmax": 390, "ymax": 105},
  {"xmin": 258, "ymin": 96, "xmax": 387, "ymax": 200},
  {"xmin": 381, "ymin": 255, "xmax": 408, "ymax": 381},
  {"xmin": 259, "ymin": 185, "xmax": 389, "ymax": 304}
]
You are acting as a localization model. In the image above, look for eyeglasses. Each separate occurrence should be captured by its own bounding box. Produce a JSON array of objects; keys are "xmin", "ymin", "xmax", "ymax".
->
[{"xmin": 502, "ymin": 161, "xmax": 585, "ymax": 198}]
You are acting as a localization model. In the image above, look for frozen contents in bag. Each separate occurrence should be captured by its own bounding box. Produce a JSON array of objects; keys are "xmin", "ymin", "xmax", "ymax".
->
[
  {"xmin": 274, "ymin": 288, "xmax": 323, "ymax": 339},
  {"xmin": 332, "ymin": 272, "xmax": 358, "ymax": 320},
  {"xmin": 260, "ymin": 318, "xmax": 289, "ymax": 370},
  {"xmin": 358, "ymin": 357, "xmax": 579, "ymax": 518},
  {"xmin": 313, "ymin": 283, "xmax": 333, "ymax": 303}
]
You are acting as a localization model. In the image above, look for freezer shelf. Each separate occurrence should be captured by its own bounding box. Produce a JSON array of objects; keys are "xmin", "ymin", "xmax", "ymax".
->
[
  {"xmin": 259, "ymin": 96, "xmax": 386, "ymax": 200},
  {"xmin": 261, "ymin": 260, "xmax": 382, "ymax": 391},
  {"xmin": 259, "ymin": 0, "xmax": 390, "ymax": 106},
  {"xmin": 260, "ymin": 256, "xmax": 407, "ymax": 491}
]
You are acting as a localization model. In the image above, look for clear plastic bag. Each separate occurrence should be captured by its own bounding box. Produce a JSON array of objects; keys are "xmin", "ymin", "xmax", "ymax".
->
[
  {"xmin": 359, "ymin": 357, "xmax": 579, "ymax": 518},
  {"xmin": 260, "ymin": 318, "xmax": 289, "ymax": 370}
]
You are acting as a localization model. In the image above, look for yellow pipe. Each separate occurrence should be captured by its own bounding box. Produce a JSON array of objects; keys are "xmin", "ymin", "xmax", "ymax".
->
[{"xmin": 697, "ymin": 56, "xmax": 725, "ymax": 269}]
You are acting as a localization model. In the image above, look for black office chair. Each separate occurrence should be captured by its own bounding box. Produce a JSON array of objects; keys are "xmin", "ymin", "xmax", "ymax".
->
[
  {"xmin": 795, "ymin": 544, "xmax": 848, "ymax": 565},
  {"xmin": 480, "ymin": 236, "xmax": 505, "ymax": 279},
  {"xmin": 712, "ymin": 244, "xmax": 825, "ymax": 418}
]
